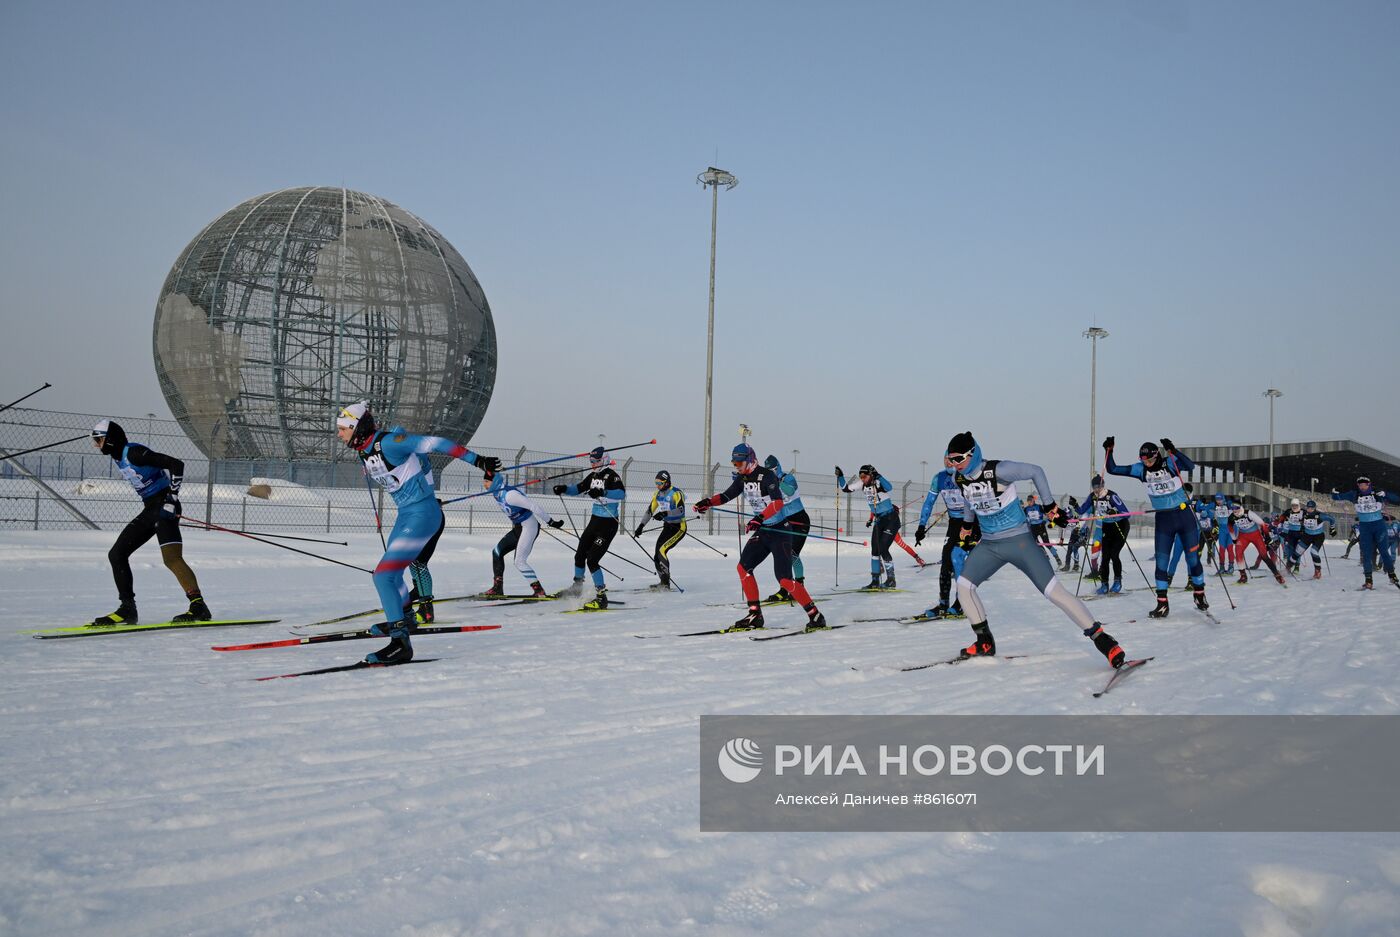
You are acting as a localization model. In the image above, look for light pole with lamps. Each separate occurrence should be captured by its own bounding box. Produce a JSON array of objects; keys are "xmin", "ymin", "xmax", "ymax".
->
[
  {"xmin": 791, "ymin": 449, "xmax": 799, "ymax": 472},
  {"xmin": 1264, "ymin": 389, "xmax": 1283, "ymax": 514},
  {"xmin": 697, "ymin": 167, "xmax": 737, "ymax": 504},
  {"xmin": 1084, "ymin": 327, "xmax": 1109, "ymax": 479}
]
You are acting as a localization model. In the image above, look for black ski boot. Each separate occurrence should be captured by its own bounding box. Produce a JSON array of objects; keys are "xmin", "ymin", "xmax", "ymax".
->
[
  {"xmin": 365, "ymin": 622, "xmax": 413, "ymax": 664},
  {"xmin": 958, "ymin": 621, "xmax": 996, "ymax": 659},
  {"xmin": 1193, "ymin": 589, "xmax": 1210, "ymax": 611},
  {"xmin": 90, "ymin": 605, "xmax": 138, "ymax": 627},
  {"xmin": 882, "ymin": 571, "xmax": 897, "ymax": 589},
  {"xmin": 731, "ymin": 604, "xmax": 765, "ymax": 631},
  {"xmin": 765, "ymin": 588, "xmax": 791, "ymax": 603},
  {"xmin": 1084, "ymin": 622, "xmax": 1125, "ymax": 669},
  {"xmin": 1148, "ymin": 591, "xmax": 1170, "ymax": 619},
  {"xmin": 172, "ymin": 596, "xmax": 210, "ymax": 623},
  {"xmin": 804, "ymin": 608, "xmax": 830, "ymax": 632},
  {"xmin": 481, "ymin": 576, "xmax": 505, "ymax": 597},
  {"xmin": 864, "ymin": 575, "xmax": 882, "ymax": 590},
  {"xmin": 1389, "ymin": 572, "xmax": 1399, "ymax": 589},
  {"xmin": 947, "ymin": 602, "xmax": 966, "ymax": 619}
]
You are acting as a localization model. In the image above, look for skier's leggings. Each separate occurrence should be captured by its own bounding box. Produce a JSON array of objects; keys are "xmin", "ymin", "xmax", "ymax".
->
[
  {"xmin": 1232, "ymin": 530, "xmax": 1279, "ymax": 574},
  {"xmin": 738, "ymin": 524, "xmax": 817, "ymax": 608},
  {"xmin": 1154, "ymin": 507, "xmax": 1204, "ymax": 590},
  {"xmin": 956, "ymin": 531, "xmax": 1095, "ymax": 631},
  {"xmin": 1300, "ymin": 532, "xmax": 1325, "ymax": 567},
  {"xmin": 494, "ymin": 519, "xmax": 542, "ymax": 583},
  {"xmin": 940, "ymin": 516, "xmax": 978, "ymax": 603},
  {"xmin": 109, "ymin": 495, "xmax": 199, "ymax": 606},
  {"xmin": 373, "ymin": 501, "xmax": 444, "ymax": 624},
  {"xmin": 410, "ymin": 508, "xmax": 446, "ymax": 598},
  {"xmin": 1099, "ymin": 520, "xmax": 1127, "ymax": 582},
  {"xmin": 574, "ymin": 515, "xmax": 619, "ymax": 588},
  {"xmin": 869, "ymin": 509, "xmax": 899, "ymax": 574},
  {"xmin": 1357, "ymin": 521, "xmax": 1395, "ymax": 576},
  {"xmin": 785, "ymin": 510, "xmax": 810, "ymax": 582},
  {"xmin": 652, "ymin": 521, "xmax": 687, "ymax": 580}
]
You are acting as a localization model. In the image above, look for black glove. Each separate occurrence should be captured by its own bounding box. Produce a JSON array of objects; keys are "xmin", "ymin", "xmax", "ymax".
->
[
  {"xmin": 474, "ymin": 454, "xmax": 502, "ymax": 473},
  {"xmin": 162, "ymin": 492, "xmax": 182, "ymax": 517},
  {"xmin": 552, "ymin": 484, "xmax": 568, "ymax": 496},
  {"xmin": 746, "ymin": 515, "xmax": 763, "ymax": 533},
  {"xmin": 653, "ymin": 511, "xmax": 667, "ymax": 522},
  {"xmin": 547, "ymin": 518, "xmax": 565, "ymax": 529},
  {"xmin": 914, "ymin": 524, "xmax": 927, "ymax": 546},
  {"xmin": 694, "ymin": 500, "xmax": 711, "ymax": 515},
  {"xmin": 865, "ymin": 516, "xmax": 873, "ymax": 528},
  {"xmin": 634, "ymin": 523, "xmax": 646, "ymax": 538},
  {"xmin": 1159, "ymin": 438, "xmax": 1175, "ymax": 453},
  {"xmin": 834, "ymin": 466, "xmax": 843, "ymax": 478},
  {"xmin": 1102, "ymin": 436, "xmax": 1115, "ymax": 451},
  {"xmin": 1330, "ymin": 526, "xmax": 1338, "ymax": 537},
  {"xmin": 588, "ymin": 487, "xmax": 607, "ymax": 500}
]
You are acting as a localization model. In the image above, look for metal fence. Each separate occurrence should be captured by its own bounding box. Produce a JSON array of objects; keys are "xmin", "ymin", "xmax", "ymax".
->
[{"xmin": 3, "ymin": 406, "xmax": 1152, "ymax": 538}]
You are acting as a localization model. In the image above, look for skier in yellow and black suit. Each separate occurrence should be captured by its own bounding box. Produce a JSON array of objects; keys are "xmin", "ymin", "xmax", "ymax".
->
[{"xmin": 635, "ymin": 470, "xmax": 687, "ymax": 590}]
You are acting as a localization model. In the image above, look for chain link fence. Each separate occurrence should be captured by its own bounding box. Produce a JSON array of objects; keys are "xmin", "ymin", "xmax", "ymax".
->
[{"xmin": 3, "ymin": 407, "xmax": 1151, "ymax": 539}]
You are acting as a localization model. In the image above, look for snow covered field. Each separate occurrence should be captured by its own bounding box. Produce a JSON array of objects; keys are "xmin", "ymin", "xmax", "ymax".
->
[{"xmin": 3, "ymin": 528, "xmax": 1399, "ymax": 937}]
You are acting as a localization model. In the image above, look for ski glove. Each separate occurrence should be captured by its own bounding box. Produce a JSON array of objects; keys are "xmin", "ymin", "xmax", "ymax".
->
[
  {"xmin": 162, "ymin": 492, "xmax": 182, "ymax": 518},
  {"xmin": 1102, "ymin": 436, "xmax": 1115, "ymax": 451},
  {"xmin": 652, "ymin": 511, "xmax": 667, "ymax": 522},
  {"xmin": 746, "ymin": 516, "xmax": 763, "ymax": 533},
  {"xmin": 865, "ymin": 516, "xmax": 873, "ymax": 528},
  {"xmin": 634, "ymin": 523, "xmax": 647, "ymax": 538},
  {"xmin": 1159, "ymin": 438, "xmax": 1176, "ymax": 453},
  {"xmin": 552, "ymin": 484, "xmax": 568, "ymax": 496},
  {"xmin": 1330, "ymin": 526, "xmax": 1338, "ymax": 536},
  {"xmin": 834, "ymin": 466, "xmax": 843, "ymax": 478},
  {"xmin": 914, "ymin": 524, "xmax": 927, "ymax": 545},
  {"xmin": 546, "ymin": 519, "xmax": 565, "ymax": 529},
  {"xmin": 693, "ymin": 499, "xmax": 712, "ymax": 515},
  {"xmin": 474, "ymin": 454, "xmax": 502, "ymax": 473},
  {"xmin": 588, "ymin": 488, "xmax": 607, "ymax": 500}
]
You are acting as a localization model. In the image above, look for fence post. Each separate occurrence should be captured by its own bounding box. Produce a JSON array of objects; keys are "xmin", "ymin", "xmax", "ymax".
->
[
  {"xmin": 34, "ymin": 490, "xmax": 41, "ymax": 530},
  {"xmin": 708, "ymin": 463, "xmax": 721, "ymax": 535},
  {"xmin": 241, "ymin": 497, "xmax": 246, "ymax": 531},
  {"xmin": 620, "ymin": 457, "xmax": 634, "ymax": 529},
  {"xmin": 326, "ymin": 499, "xmax": 332, "ymax": 533},
  {"xmin": 205, "ymin": 459, "xmax": 215, "ymax": 525},
  {"xmin": 468, "ymin": 503, "xmax": 473, "ymax": 535}
]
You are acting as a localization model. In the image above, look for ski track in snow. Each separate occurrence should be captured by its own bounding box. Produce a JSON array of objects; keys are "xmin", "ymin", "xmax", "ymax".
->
[{"xmin": 2, "ymin": 530, "xmax": 1398, "ymax": 936}]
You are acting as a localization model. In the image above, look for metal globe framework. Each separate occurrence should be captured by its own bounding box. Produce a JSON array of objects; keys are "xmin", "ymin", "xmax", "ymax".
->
[{"xmin": 153, "ymin": 186, "xmax": 496, "ymax": 464}]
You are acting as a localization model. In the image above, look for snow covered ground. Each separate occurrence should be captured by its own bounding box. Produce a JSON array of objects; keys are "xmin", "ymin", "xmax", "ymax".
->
[{"xmin": 3, "ymin": 527, "xmax": 1399, "ymax": 937}]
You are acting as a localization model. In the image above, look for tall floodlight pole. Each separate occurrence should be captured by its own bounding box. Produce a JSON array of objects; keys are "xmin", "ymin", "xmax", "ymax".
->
[
  {"xmin": 1265, "ymin": 389, "xmax": 1283, "ymax": 514},
  {"xmin": 698, "ymin": 167, "xmax": 738, "ymax": 502},
  {"xmin": 1084, "ymin": 327, "xmax": 1109, "ymax": 477}
]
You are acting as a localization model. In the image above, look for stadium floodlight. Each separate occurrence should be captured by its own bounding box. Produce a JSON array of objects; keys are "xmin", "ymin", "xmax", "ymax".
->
[
  {"xmin": 697, "ymin": 167, "xmax": 738, "ymax": 506},
  {"xmin": 1265, "ymin": 389, "xmax": 1283, "ymax": 513},
  {"xmin": 1084, "ymin": 327, "xmax": 1109, "ymax": 477}
]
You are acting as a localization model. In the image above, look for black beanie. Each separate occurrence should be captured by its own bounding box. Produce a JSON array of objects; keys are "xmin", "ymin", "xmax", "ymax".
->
[{"xmin": 946, "ymin": 431, "xmax": 975, "ymax": 454}]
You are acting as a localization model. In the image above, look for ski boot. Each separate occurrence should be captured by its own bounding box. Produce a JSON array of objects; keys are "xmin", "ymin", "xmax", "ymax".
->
[
  {"xmin": 922, "ymin": 602, "xmax": 948, "ymax": 621},
  {"xmin": 559, "ymin": 577, "xmax": 586, "ymax": 598},
  {"xmin": 1084, "ymin": 623, "xmax": 1125, "ymax": 668},
  {"xmin": 582, "ymin": 588, "xmax": 610, "ymax": 611},
  {"xmin": 90, "ymin": 605, "xmax": 138, "ymax": 627},
  {"xmin": 1275, "ymin": 572, "xmax": 1286, "ymax": 585},
  {"xmin": 1313, "ymin": 568, "xmax": 1322, "ymax": 580},
  {"xmin": 1149, "ymin": 591, "xmax": 1170, "ymax": 619},
  {"xmin": 947, "ymin": 602, "xmax": 966, "ymax": 619},
  {"xmin": 958, "ymin": 622, "xmax": 996, "ymax": 659},
  {"xmin": 882, "ymin": 571, "xmax": 897, "ymax": 590},
  {"xmin": 731, "ymin": 605, "xmax": 765, "ymax": 631},
  {"xmin": 1095, "ymin": 580, "xmax": 1109, "ymax": 596},
  {"xmin": 530, "ymin": 580, "xmax": 549, "ymax": 598},
  {"xmin": 864, "ymin": 575, "xmax": 882, "ymax": 591},
  {"xmin": 1390, "ymin": 572, "xmax": 1400, "ymax": 589},
  {"xmin": 172, "ymin": 596, "xmax": 211, "ymax": 623},
  {"xmin": 1237, "ymin": 570, "xmax": 1248, "ymax": 584},
  {"xmin": 1193, "ymin": 589, "xmax": 1210, "ymax": 611},
  {"xmin": 409, "ymin": 596, "xmax": 434, "ymax": 624},
  {"xmin": 804, "ymin": 609, "xmax": 831, "ymax": 632},
  {"xmin": 648, "ymin": 579, "xmax": 673, "ymax": 592},
  {"xmin": 765, "ymin": 588, "xmax": 792, "ymax": 604},
  {"xmin": 1110, "ymin": 579, "xmax": 1122, "ymax": 594},
  {"xmin": 481, "ymin": 576, "xmax": 505, "ymax": 598},
  {"xmin": 1072, "ymin": 561, "xmax": 1080, "ymax": 572},
  {"xmin": 365, "ymin": 622, "xmax": 413, "ymax": 664}
]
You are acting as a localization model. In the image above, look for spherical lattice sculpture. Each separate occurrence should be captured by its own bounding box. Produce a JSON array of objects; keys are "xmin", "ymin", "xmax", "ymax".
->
[{"xmin": 153, "ymin": 186, "xmax": 496, "ymax": 462}]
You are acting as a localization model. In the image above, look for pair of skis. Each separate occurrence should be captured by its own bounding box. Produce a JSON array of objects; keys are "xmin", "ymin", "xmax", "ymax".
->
[
  {"xmin": 216, "ymin": 622, "xmax": 502, "ymax": 680},
  {"xmin": 860, "ymin": 652, "xmax": 1153, "ymax": 697}
]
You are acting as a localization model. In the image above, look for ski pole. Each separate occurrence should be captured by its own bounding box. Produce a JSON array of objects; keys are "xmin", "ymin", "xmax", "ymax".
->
[
  {"xmin": 624, "ymin": 528, "xmax": 685, "ymax": 592},
  {"xmin": 0, "ymin": 433, "xmax": 88, "ymax": 461},
  {"xmin": 499, "ymin": 439, "xmax": 657, "ymax": 474},
  {"xmin": 177, "ymin": 522, "xmax": 347, "ymax": 546},
  {"xmin": 0, "ymin": 382, "xmax": 52, "ymax": 414},
  {"xmin": 702, "ymin": 507, "xmax": 867, "ymax": 546},
  {"xmin": 536, "ymin": 523, "xmax": 629, "ymax": 580},
  {"xmin": 178, "ymin": 515, "xmax": 374, "ymax": 574},
  {"xmin": 684, "ymin": 530, "xmax": 730, "ymax": 558},
  {"xmin": 439, "ymin": 462, "xmax": 608, "ymax": 506},
  {"xmin": 1213, "ymin": 550, "xmax": 1237, "ymax": 609},
  {"xmin": 1322, "ymin": 539, "xmax": 1332, "ymax": 576},
  {"xmin": 362, "ymin": 475, "xmax": 386, "ymax": 550}
]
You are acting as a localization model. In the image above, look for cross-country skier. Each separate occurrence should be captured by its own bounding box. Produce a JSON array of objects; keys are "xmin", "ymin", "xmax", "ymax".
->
[
  {"xmin": 89, "ymin": 419, "xmax": 210, "ymax": 625},
  {"xmin": 693, "ymin": 444, "xmax": 827, "ymax": 632},
  {"xmin": 1227, "ymin": 503, "xmax": 1286, "ymax": 585},
  {"xmin": 634, "ymin": 469, "xmax": 687, "ymax": 590},
  {"xmin": 943, "ymin": 431, "xmax": 1127, "ymax": 668},
  {"xmin": 761, "ymin": 455, "xmax": 810, "ymax": 602},
  {"xmin": 1104, "ymin": 436, "xmax": 1208, "ymax": 618},
  {"xmin": 1341, "ymin": 525, "xmax": 1360, "ymax": 559},
  {"xmin": 1211, "ymin": 494, "xmax": 1236, "ymax": 573},
  {"xmin": 553, "ymin": 447, "xmax": 625, "ymax": 609},
  {"xmin": 336, "ymin": 402, "xmax": 500, "ymax": 663},
  {"xmin": 1280, "ymin": 498, "xmax": 1305, "ymax": 573},
  {"xmin": 916, "ymin": 456, "xmax": 979, "ymax": 619},
  {"xmin": 1064, "ymin": 522, "xmax": 1087, "ymax": 572},
  {"xmin": 1023, "ymin": 494, "xmax": 1062, "ymax": 565},
  {"xmin": 838, "ymin": 463, "xmax": 899, "ymax": 589},
  {"xmin": 1330, "ymin": 477, "xmax": 1400, "ymax": 589},
  {"xmin": 483, "ymin": 469, "xmax": 564, "ymax": 598},
  {"xmin": 1078, "ymin": 474, "xmax": 1130, "ymax": 594},
  {"xmin": 1296, "ymin": 500, "xmax": 1337, "ymax": 579}
]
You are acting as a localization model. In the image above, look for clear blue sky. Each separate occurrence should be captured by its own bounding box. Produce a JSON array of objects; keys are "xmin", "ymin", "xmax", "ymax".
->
[{"xmin": 3, "ymin": 0, "xmax": 1397, "ymax": 492}]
